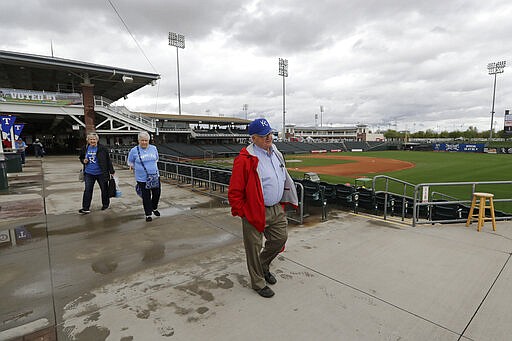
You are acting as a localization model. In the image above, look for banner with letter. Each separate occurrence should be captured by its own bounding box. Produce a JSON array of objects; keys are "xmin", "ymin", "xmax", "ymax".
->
[
  {"xmin": 1, "ymin": 115, "xmax": 16, "ymax": 141},
  {"xmin": 13, "ymin": 123, "xmax": 24, "ymax": 139}
]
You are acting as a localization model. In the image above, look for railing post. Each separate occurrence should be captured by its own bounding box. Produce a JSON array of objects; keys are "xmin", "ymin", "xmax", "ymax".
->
[
  {"xmin": 383, "ymin": 178, "xmax": 389, "ymax": 220},
  {"xmin": 208, "ymin": 169, "xmax": 212, "ymax": 194}
]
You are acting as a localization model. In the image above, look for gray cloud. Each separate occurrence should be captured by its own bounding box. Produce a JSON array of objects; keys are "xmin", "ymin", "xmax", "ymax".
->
[{"xmin": 1, "ymin": 0, "xmax": 511, "ymax": 132}]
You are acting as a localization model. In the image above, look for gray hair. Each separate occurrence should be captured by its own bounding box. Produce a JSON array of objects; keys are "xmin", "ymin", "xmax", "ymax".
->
[
  {"xmin": 86, "ymin": 132, "xmax": 99, "ymax": 140},
  {"xmin": 138, "ymin": 131, "xmax": 150, "ymax": 141}
]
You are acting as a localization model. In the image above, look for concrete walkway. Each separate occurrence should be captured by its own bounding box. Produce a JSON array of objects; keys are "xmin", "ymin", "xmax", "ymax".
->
[{"xmin": 1, "ymin": 156, "xmax": 511, "ymax": 340}]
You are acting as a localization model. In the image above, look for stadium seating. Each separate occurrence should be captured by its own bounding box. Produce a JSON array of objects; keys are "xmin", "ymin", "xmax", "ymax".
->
[
  {"xmin": 335, "ymin": 183, "xmax": 357, "ymax": 210},
  {"xmin": 374, "ymin": 191, "xmax": 394, "ymax": 214},
  {"xmin": 320, "ymin": 181, "xmax": 337, "ymax": 204},
  {"xmin": 354, "ymin": 187, "xmax": 374, "ymax": 212}
]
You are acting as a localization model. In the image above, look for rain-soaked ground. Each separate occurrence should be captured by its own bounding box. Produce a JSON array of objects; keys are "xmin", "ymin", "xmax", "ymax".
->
[{"xmin": 2, "ymin": 156, "xmax": 512, "ymax": 341}]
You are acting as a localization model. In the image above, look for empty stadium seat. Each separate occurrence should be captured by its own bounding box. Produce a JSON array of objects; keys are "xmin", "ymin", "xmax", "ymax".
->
[{"xmin": 335, "ymin": 184, "xmax": 357, "ymax": 210}]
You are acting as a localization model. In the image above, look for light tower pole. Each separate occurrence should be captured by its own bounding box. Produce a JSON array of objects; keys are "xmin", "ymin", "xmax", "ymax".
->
[
  {"xmin": 320, "ymin": 105, "xmax": 324, "ymax": 127},
  {"xmin": 487, "ymin": 60, "xmax": 506, "ymax": 140},
  {"xmin": 168, "ymin": 32, "xmax": 185, "ymax": 115},
  {"xmin": 278, "ymin": 58, "xmax": 288, "ymax": 141},
  {"xmin": 242, "ymin": 104, "xmax": 248, "ymax": 120}
]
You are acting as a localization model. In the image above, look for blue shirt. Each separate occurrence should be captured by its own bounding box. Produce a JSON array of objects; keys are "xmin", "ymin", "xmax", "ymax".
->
[
  {"xmin": 14, "ymin": 141, "xmax": 27, "ymax": 151},
  {"xmin": 84, "ymin": 146, "xmax": 102, "ymax": 175},
  {"xmin": 253, "ymin": 144, "xmax": 286, "ymax": 206},
  {"xmin": 127, "ymin": 144, "xmax": 160, "ymax": 182}
]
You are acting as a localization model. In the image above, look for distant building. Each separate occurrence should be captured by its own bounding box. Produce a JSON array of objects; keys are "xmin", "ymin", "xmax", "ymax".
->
[{"xmin": 285, "ymin": 124, "xmax": 384, "ymax": 142}]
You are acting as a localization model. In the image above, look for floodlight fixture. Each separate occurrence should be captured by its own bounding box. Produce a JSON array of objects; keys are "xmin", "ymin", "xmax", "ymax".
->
[
  {"xmin": 169, "ymin": 32, "xmax": 186, "ymax": 115},
  {"xmin": 168, "ymin": 32, "xmax": 185, "ymax": 49},
  {"xmin": 487, "ymin": 60, "xmax": 507, "ymax": 140},
  {"xmin": 488, "ymin": 61, "xmax": 506, "ymax": 75},
  {"xmin": 278, "ymin": 58, "xmax": 288, "ymax": 140},
  {"xmin": 278, "ymin": 58, "xmax": 288, "ymax": 77}
]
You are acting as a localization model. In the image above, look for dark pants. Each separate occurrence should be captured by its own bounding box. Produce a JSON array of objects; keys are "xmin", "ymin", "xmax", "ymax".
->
[
  {"xmin": 34, "ymin": 146, "xmax": 44, "ymax": 157},
  {"xmin": 19, "ymin": 151, "xmax": 25, "ymax": 164},
  {"xmin": 137, "ymin": 180, "xmax": 161, "ymax": 216},
  {"xmin": 82, "ymin": 173, "xmax": 109, "ymax": 210},
  {"xmin": 242, "ymin": 204, "xmax": 288, "ymax": 290}
]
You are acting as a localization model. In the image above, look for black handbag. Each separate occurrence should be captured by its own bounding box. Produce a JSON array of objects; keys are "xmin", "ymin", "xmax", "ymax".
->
[{"xmin": 108, "ymin": 177, "xmax": 116, "ymax": 198}]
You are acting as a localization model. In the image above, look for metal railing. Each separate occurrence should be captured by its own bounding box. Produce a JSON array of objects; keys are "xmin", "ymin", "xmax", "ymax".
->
[
  {"xmin": 412, "ymin": 180, "xmax": 512, "ymax": 226},
  {"xmin": 94, "ymin": 96, "xmax": 155, "ymax": 129},
  {"xmin": 369, "ymin": 176, "xmax": 512, "ymax": 226},
  {"xmin": 372, "ymin": 175, "xmax": 416, "ymax": 221}
]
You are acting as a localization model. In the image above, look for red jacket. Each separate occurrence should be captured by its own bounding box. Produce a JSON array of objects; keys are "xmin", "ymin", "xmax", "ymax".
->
[{"xmin": 228, "ymin": 144, "xmax": 298, "ymax": 232}]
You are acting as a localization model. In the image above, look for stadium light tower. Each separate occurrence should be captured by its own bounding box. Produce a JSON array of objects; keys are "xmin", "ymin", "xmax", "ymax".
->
[
  {"xmin": 487, "ymin": 60, "xmax": 506, "ymax": 140},
  {"xmin": 279, "ymin": 58, "xmax": 288, "ymax": 140},
  {"xmin": 320, "ymin": 105, "xmax": 324, "ymax": 127},
  {"xmin": 169, "ymin": 32, "xmax": 185, "ymax": 115},
  {"xmin": 242, "ymin": 104, "xmax": 248, "ymax": 120}
]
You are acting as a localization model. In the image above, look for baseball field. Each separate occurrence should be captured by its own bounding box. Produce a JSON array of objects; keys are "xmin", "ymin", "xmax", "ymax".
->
[{"xmin": 285, "ymin": 150, "xmax": 512, "ymax": 212}]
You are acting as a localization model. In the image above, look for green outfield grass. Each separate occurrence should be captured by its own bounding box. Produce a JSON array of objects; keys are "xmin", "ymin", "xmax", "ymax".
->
[
  {"xmin": 286, "ymin": 151, "xmax": 512, "ymax": 183},
  {"xmin": 285, "ymin": 151, "xmax": 512, "ymax": 212}
]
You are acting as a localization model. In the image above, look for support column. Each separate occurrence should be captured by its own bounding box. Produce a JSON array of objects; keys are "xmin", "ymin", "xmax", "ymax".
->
[{"xmin": 81, "ymin": 83, "xmax": 95, "ymax": 134}]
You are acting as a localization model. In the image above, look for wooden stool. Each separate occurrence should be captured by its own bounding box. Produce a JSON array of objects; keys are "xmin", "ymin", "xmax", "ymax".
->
[{"xmin": 465, "ymin": 192, "xmax": 496, "ymax": 232}]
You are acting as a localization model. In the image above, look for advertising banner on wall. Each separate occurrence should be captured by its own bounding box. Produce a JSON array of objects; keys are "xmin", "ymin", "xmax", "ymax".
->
[
  {"xmin": 433, "ymin": 143, "xmax": 485, "ymax": 153},
  {"xmin": 0, "ymin": 88, "xmax": 82, "ymax": 105}
]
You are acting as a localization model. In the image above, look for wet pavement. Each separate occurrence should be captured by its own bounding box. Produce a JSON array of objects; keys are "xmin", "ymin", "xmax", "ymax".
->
[{"xmin": 1, "ymin": 156, "xmax": 512, "ymax": 340}]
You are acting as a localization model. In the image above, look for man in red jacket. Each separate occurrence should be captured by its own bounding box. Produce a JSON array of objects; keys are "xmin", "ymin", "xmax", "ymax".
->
[{"xmin": 228, "ymin": 118, "xmax": 298, "ymax": 298}]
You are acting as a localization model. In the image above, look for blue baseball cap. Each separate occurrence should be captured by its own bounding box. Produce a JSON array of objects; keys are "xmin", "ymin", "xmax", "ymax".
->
[{"xmin": 248, "ymin": 118, "xmax": 272, "ymax": 136}]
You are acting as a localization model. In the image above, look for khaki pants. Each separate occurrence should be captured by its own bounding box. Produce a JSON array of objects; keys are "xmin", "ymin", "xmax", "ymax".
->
[{"xmin": 242, "ymin": 204, "xmax": 288, "ymax": 290}]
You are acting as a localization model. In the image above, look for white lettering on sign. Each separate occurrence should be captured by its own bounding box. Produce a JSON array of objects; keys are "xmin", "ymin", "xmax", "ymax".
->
[
  {"xmin": 422, "ymin": 186, "xmax": 429, "ymax": 203},
  {"xmin": 9, "ymin": 92, "xmax": 57, "ymax": 101}
]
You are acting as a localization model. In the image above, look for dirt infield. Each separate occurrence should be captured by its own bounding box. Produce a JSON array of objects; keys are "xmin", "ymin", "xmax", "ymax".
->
[{"xmin": 292, "ymin": 154, "xmax": 415, "ymax": 178}]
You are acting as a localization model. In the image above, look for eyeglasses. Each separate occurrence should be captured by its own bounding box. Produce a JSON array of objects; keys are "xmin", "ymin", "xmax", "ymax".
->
[{"xmin": 255, "ymin": 133, "xmax": 272, "ymax": 139}]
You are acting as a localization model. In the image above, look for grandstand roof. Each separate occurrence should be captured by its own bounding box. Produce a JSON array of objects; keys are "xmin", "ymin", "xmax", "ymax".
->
[
  {"xmin": 0, "ymin": 50, "xmax": 160, "ymax": 101},
  {"xmin": 140, "ymin": 112, "xmax": 250, "ymax": 125}
]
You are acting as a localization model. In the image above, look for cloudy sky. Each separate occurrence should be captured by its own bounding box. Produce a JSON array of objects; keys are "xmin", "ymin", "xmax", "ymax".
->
[{"xmin": 1, "ymin": 0, "xmax": 511, "ymax": 133}]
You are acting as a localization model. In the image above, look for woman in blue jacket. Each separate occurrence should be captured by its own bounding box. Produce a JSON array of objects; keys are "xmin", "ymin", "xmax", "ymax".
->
[
  {"xmin": 79, "ymin": 132, "xmax": 115, "ymax": 213},
  {"xmin": 127, "ymin": 131, "xmax": 161, "ymax": 222}
]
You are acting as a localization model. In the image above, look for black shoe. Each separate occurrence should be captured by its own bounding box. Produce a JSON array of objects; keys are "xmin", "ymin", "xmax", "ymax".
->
[
  {"xmin": 146, "ymin": 216, "xmax": 152, "ymax": 222},
  {"xmin": 152, "ymin": 210, "xmax": 160, "ymax": 216},
  {"xmin": 79, "ymin": 209, "xmax": 91, "ymax": 214},
  {"xmin": 101, "ymin": 206, "xmax": 109, "ymax": 211},
  {"xmin": 255, "ymin": 286, "xmax": 274, "ymax": 298},
  {"xmin": 264, "ymin": 272, "xmax": 277, "ymax": 285}
]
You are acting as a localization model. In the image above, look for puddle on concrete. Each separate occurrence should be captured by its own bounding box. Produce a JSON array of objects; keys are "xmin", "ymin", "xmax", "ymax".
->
[
  {"xmin": 73, "ymin": 325, "xmax": 110, "ymax": 341},
  {"xmin": 142, "ymin": 243, "xmax": 166, "ymax": 263},
  {"xmin": 0, "ymin": 222, "xmax": 48, "ymax": 250},
  {"xmin": 91, "ymin": 260, "xmax": 118, "ymax": 274},
  {"xmin": 191, "ymin": 197, "xmax": 229, "ymax": 209},
  {"xmin": 158, "ymin": 206, "xmax": 184, "ymax": 216}
]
